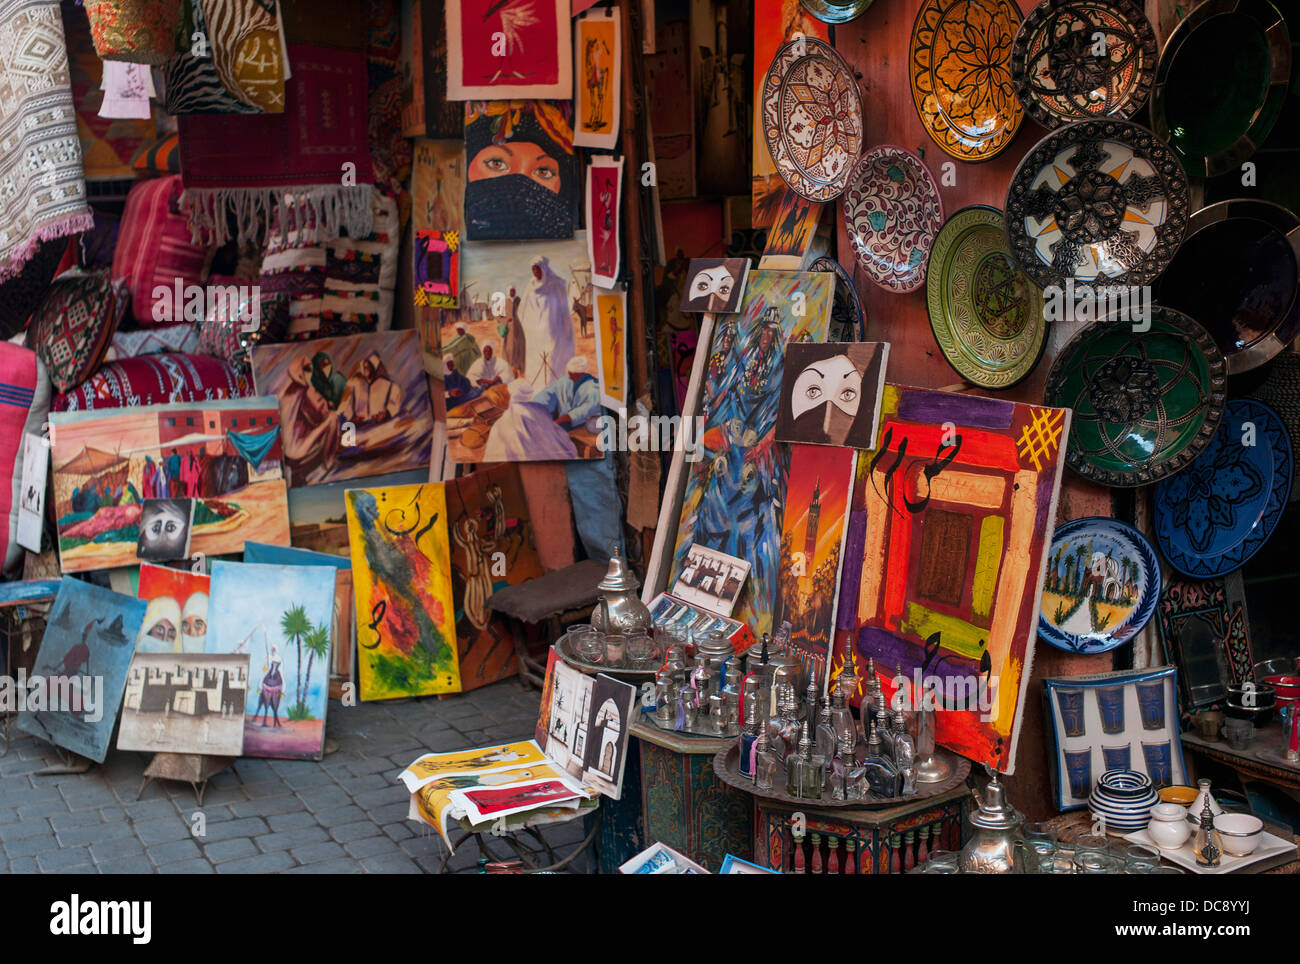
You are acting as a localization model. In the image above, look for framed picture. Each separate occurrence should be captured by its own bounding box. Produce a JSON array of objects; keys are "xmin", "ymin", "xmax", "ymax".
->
[{"xmin": 445, "ymin": 0, "xmax": 572, "ymax": 101}]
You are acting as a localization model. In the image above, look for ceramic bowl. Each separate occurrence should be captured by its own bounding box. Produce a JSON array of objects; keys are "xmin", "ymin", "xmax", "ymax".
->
[
  {"xmin": 1089, "ymin": 769, "xmax": 1159, "ymax": 831},
  {"xmin": 1215, "ymin": 813, "xmax": 1264, "ymax": 856},
  {"xmin": 1158, "ymin": 785, "xmax": 1198, "ymax": 806},
  {"xmin": 1146, "ymin": 802, "xmax": 1192, "ymax": 850}
]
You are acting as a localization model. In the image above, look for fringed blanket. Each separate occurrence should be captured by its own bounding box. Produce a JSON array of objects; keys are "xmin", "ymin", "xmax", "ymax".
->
[{"xmin": 0, "ymin": 0, "xmax": 94, "ymax": 282}]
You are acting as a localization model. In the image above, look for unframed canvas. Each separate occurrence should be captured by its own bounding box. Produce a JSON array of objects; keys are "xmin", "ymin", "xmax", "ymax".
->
[{"xmin": 116, "ymin": 653, "xmax": 250, "ymax": 756}]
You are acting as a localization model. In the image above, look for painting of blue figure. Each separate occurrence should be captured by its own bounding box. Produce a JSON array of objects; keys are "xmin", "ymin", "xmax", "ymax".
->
[
  {"xmin": 207, "ymin": 561, "xmax": 335, "ymax": 760},
  {"xmin": 16, "ymin": 578, "xmax": 147, "ymax": 763},
  {"xmin": 668, "ymin": 270, "xmax": 833, "ymax": 637}
]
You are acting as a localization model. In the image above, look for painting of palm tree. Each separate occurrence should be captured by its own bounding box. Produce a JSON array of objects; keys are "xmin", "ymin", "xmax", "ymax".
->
[{"xmin": 290, "ymin": 623, "xmax": 330, "ymax": 721}]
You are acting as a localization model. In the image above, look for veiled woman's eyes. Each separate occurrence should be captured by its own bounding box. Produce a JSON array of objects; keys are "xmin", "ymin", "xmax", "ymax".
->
[
  {"xmin": 839, "ymin": 388, "xmax": 858, "ymax": 403},
  {"xmin": 531, "ymin": 164, "xmax": 558, "ymax": 180},
  {"xmin": 482, "ymin": 157, "xmax": 509, "ymax": 173},
  {"xmin": 804, "ymin": 385, "xmax": 823, "ymax": 400}
]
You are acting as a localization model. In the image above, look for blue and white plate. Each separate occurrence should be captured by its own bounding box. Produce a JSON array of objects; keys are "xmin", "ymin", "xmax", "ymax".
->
[
  {"xmin": 1153, "ymin": 398, "xmax": 1293, "ymax": 578},
  {"xmin": 1038, "ymin": 517, "xmax": 1161, "ymax": 655}
]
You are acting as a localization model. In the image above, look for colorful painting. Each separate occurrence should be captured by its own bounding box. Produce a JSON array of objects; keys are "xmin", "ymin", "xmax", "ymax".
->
[
  {"xmin": 207, "ymin": 561, "xmax": 335, "ymax": 760},
  {"xmin": 414, "ymin": 230, "xmax": 460, "ymax": 309},
  {"xmin": 51, "ymin": 398, "xmax": 290, "ymax": 573},
  {"xmin": 669, "ymin": 270, "xmax": 834, "ymax": 638},
  {"xmin": 136, "ymin": 563, "xmax": 210, "ymax": 654},
  {"xmin": 16, "ymin": 578, "xmax": 147, "ymax": 763},
  {"xmin": 117, "ymin": 653, "xmax": 250, "ymax": 756},
  {"xmin": 587, "ymin": 155, "xmax": 622, "ymax": 287},
  {"xmin": 445, "ymin": 0, "xmax": 572, "ymax": 101},
  {"xmin": 463, "ymin": 100, "xmax": 578, "ymax": 240},
  {"xmin": 574, "ymin": 9, "xmax": 620, "ymax": 149},
  {"xmin": 400, "ymin": 740, "xmax": 551, "ymax": 790},
  {"xmin": 286, "ymin": 468, "xmax": 428, "ymax": 557},
  {"xmin": 345, "ymin": 483, "xmax": 459, "ymax": 700},
  {"xmin": 442, "ymin": 233, "xmax": 599, "ymax": 463},
  {"xmin": 593, "ymin": 287, "xmax": 627, "ymax": 410},
  {"xmin": 833, "ymin": 386, "xmax": 1071, "ymax": 773},
  {"xmin": 446, "ymin": 464, "xmax": 544, "ymax": 689},
  {"xmin": 681, "ymin": 258, "xmax": 751, "ymax": 314},
  {"xmin": 412, "ymin": 139, "xmax": 466, "ymax": 239},
  {"xmin": 758, "ymin": 189, "xmax": 824, "ymax": 270},
  {"xmin": 775, "ymin": 342, "xmax": 890, "ymax": 449},
  {"xmin": 411, "ymin": 760, "xmax": 578, "ymax": 849},
  {"xmin": 534, "ymin": 647, "xmax": 637, "ymax": 798},
  {"xmin": 774, "ymin": 445, "xmax": 856, "ymax": 684},
  {"xmin": 250, "ymin": 330, "xmax": 434, "ymax": 487}
]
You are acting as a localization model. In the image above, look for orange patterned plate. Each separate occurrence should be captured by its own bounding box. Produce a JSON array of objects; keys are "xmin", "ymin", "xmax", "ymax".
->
[{"xmin": 910, "ymin": 0, "xmax": 1025, "ymax": 162}]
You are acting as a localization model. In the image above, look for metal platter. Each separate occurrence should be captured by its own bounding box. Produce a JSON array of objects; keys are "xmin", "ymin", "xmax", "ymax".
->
[
  {"xmin": 1004, "ymin": 118, "xmax": 1190, "ymax": 290},
  {"xmin": 1010, "ymin": 0, "xmax": 1157, "ymax": 129},
  {"xmin": 909, "ymin": 0, "xmax": 1025, "ymax": 162},
  {"xmin": 554, "ymin": 635, "xmax": 658, "ymax": 683},
  {"xmin": 926, "ymin": 205, "xmax": 1047, "ymax": 389},
  {"xmin": 1043, "ymin": 306, "xmax": 1227, "ymax": 487},
  {"xmin": 1150, "ymin": 0, "xmax": 1291, "ymax": 178},
  {"xmin": 841, "ymin": 145, "xmax": 945, "ymax": 293},
  {"xmin": 761, "ymin": 37, "xmax": 864, "ymax": 202}
]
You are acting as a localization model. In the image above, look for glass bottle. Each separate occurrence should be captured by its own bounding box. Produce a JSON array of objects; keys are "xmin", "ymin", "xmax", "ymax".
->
[
  {"xmin": 1193, "ymin": 801, "xmax": 1223, "ymax": 868},
  {"xmin": 738, "ymin": 712, "xmax": 760, "ymax": 778},
  {"xmin": 786, "ymin": 723, "xmax": 806, "ymax": 797},
  {"xmin": 860, "ymin": 722, "xmax": 901, "ymax": 798},
  {"xmin": 767, "ymin": 682, "xmax": 800, "ymax": 762},
  {"xmin": 829, "ymin": 680, "xmax": 857, "ymax": 750},
  {"xmin": 839, "ymin": 646, "xmax": 861, "ymax": 707},
  {"xmin": 815, "ymin": 696, "xmax": 837, "ymax": 764},
  {"xmin": 754, "ymin": 731, "xmax": 779, "ymax": 791},
  {"xmin": 804, "ymin": 677, "xmax": 821, "ymax": 723},
  {"xmin": 892, "ymin": 707, "xmax": 918, "ymax": 796},
  {"xmin": 831, "ymin": 731, "xmax": 863, "ymax": 801},
  {"xmin": 875, "ymin": 707, "xmax": 895, "ymax": 760},
  {"xmin": 864, "ymin": 657, "xmax": 881, "ymax": 720},
  {"xmin": 654, "ymin": 669, "xmax": 674, "ymax": 724}
]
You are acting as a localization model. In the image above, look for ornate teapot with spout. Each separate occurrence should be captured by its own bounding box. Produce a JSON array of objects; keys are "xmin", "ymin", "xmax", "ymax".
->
[
  {"xmin": 958, "ymin": 766, "xmax": 1027, "ymax": 874},
  {"xmin": 591, "ymin": 545, "xmax": 653, "ymax": 637}
]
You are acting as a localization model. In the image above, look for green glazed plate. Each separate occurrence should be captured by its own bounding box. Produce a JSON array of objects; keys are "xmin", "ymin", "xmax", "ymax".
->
[
  {"xmin": 926, "ymin": 205, "xmax": 1047, "ymax": 389},
  {"xmin": 1043, "ymin": 307, "xmax": 1227, "ymax": 486}
]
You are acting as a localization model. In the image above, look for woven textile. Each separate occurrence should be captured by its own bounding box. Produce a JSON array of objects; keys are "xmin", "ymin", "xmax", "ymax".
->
[
  {"xmin": 161, "ymin": 0, "xmax": 262, "ymax": 114},
  {"xmin": 109, "ymin": 321, "xmax": 200, "ymax": 359},
  {"xmin": 85, "ymin": 0, "xmax": 180, "ymax": 64},
  {"xmin": 0, "ymin": 0, "xmax": 94, "ymax": 281},
  {"xmin": 199, "ymin": 0, "xmax": 284, "ymax": 111},
  {"xmin": 111, "ymin": 174, "xmax": 209, "ymax": 325},
  {"xmin": 0, "ymin": 341, "xmax": 47, "ymax": 571},
  {"xmin": 52, "ymin": 351, "xmax": 251, "ymax": 411},
  {"xmin": 24, "ymin": 269, "xmax": 128, "ymax": 392}
]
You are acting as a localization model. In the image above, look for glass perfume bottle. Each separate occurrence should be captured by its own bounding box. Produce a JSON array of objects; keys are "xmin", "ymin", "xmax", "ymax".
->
[
  {"xmin": 754, "ymin": 731, "xmax": 779, "ymax": 791},
  {"xmin": 864, "ymin": 657, "xmax": 881, "ymax": 720},
  {"xmin": 815, "ymin": 696, "xmax": 837, "ymax": 764},
  {"xmin": 767, "ymin": 682, "xmax": 800, "ymax": 762},
  {"xmin": 861, "ymin": 722, "xmax": 901, "ymax": 798},
  {"xmin": 875, "ymin": 707, "xmax": 895, "ymax": 760},
  {"xmin": 1193, "ymin": 801, "xmax": 1223, "ymax": 868},
  {"xmin": 829, "ymin": 679, "xmax": 857, "ymax": 749},
  {"xmin": 786, "ymin": 725, "xmax": 806, "ymax": 797},
  {"xmin": 804, "ymin": 677, "xmax": 821, "ymax": 723},
  {"xmin": 738, "ymin": 711, "xmax": 760, "ymax": 778},
  {"xmin": 892, "ymin": 707, "xmax": 918, "ymax": 796},
  {"xmin": 654, "ymin": 670, "xmax": 674, "ymax": 724},
  {"xmin": 788, "ymin": 721, "xmax": 823, "ymax": 799},
  {"xmin": 840, "ymin": 733, "xmax": 866, "ymax": 800}
]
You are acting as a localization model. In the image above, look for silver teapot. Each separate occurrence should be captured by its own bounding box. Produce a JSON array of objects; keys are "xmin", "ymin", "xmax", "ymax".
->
[
  {"xmin": 591, "ymin": 545, "xmax": 653, "ymax": 637},
  {"xmin": 958, "ymin": 767, "xmax": 1027, "ymax": 874}
]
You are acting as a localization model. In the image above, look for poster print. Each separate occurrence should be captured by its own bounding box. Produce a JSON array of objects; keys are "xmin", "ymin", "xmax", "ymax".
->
[
  {"xmin": 50, "ymin": 398, "xmax": 290, "ymax": 573},
  {"xmin": 411, "ymin": 760, "xmax": 576, "ymax": 850},
  {"xmin": 441, "ymin": 233, "xmax": 600, "ymax": 463},
  {"xmin": 574, "ymin": 9, "xmax": 621, "ymax": 150},
  {"xmin": 758, "ymin": 189, "xmax": 824, "ymax": 270},
  {"xmin": 464, "ymin": 100, "xmax": 578, "ymax": 240},
  {"xmin": 400, "ymin": 740, "xmax": 550, "ymax": 791},
  {"xmin": 593, "ymin": 286, "xmax": 627, "ymax": 410},
  {"xmin": 116, "ymin": 653, "xmax": 250, "ymax": 756},
  {"xmin": 773, "ymin": 445, "xmax": 856, "ymax": 685},
  {"xmin": 453, "ymin": 779, "xmax": 586, "ymax": 825},
  {"xmin": 681, "ymin": 257, "xmax": 751, "ymax": 314},
  {"xmin": 775, "ymin": 342, "xmax": 890, "ymax": 449},
  {"xmin": 345, "ymin": 483, "xmax": 460, "ymax": 700},
  {"xmin": 251, "ymin": 330, "xmax": 435, "ymax": 487},
  {"xmin": 446, "ymin": 463, "xmax": 545, "ymax": 690},
  {"xmin": 586, "ymin": 155, "xmax": 623, "ymax": 287},
  {"xmin": 669, "ymin": 270, "xmax": 834, "ymax": 638},
  {"xmin": 445, "ymin": 0, "xmax": 572, "ymax": 101},
  {"xmin": 207, "ymin": 561, "xmax": 335, "ymax": 760},
  {"xmin": 137, "ymin": 563, "xmax": 210, "ymax": 654},
  {"xmin": 414, "ymin": 229, "xmax": 460, "ymax": 308},
  {"xmin": 671, "ymin": 543, "xmax": 750, "ymax": 617},
  {"xmin": 16, "ymin": 578, "xmax": 147, "ymax": 763},
  {"xmin": 833, "ymin": 386, "xmax": 1071, "ymax": 773}
]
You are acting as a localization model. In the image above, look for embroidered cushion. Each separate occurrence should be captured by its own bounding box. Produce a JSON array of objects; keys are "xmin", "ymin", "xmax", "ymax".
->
[
  {"xmin": 112, "ymin": 175, "xmax": 210, "ymax": 326},
  {"xmin": 52, "ymin": 352, "xmax": 251, "ymax": 412},
  {"xmin": 25, "ymin": 270, "xmax": 129, "ymax": 393}
]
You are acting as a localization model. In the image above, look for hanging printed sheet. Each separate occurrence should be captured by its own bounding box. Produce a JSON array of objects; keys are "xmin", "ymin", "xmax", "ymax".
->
[
  {"xmin": 573, "ymin": 7, "xmax": 620, "ymax": 149},
  {"xmin": 445, "ymin": 0, "xmax": 572, "ymax": 100},
  {"xmin": 586, "ymin": 154, "xmax": 622, "ymax": 288}
]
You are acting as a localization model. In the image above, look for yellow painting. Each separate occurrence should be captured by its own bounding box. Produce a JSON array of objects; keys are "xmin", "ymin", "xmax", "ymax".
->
[
  {"xmin": 594, "ymin": 287, "xmax": 627, "ymax": 409},
  {"xmin": 574, "ymin": 10, "xmax": 621, "ymax": 150},
  {"xmin": 412, "ymin": 761, "xmax": 576, "ymax": 848},
  {"xmin": 345, "ymin": 483, "xmax": 460, "ymax": 700},
  {"xmin": 400, "ymin": 740, "xmax": 550, "ymax": 790}
]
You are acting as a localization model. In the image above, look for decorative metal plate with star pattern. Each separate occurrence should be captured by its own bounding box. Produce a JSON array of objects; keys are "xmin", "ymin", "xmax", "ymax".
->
[
  {"xmin": 762, "ymin": 37, "xmax": 865, "ymax": 202},
  {"xmin": 1010, "ymin": 0, "xmax": 1157, "ymax": 129},
  {"xmin": 1043, "ymin": 307, "xmax": 1227, "ymax": 487},
  {"xmin": 1004, "ymin": 119, "xmax": 1189, "ymax": 290}
]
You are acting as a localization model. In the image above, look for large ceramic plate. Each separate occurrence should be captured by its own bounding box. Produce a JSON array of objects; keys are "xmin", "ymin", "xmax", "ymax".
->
[
  {"xmin": 809, "ymin": 255, "xmax": 867, "ymax": 341},
  {"xmin": 800, "ymin": 0, "xmax": 875, "ymax": 23},
  {"xmin": 1153, "ymin": 399, "xmax": 1293, "ymax": 579},
  {"xmin": 1150, "ymin": 0, "xmax": 1291, "ymax": 179},
  {"xmin": 926, "ymin": 205, "xmax": 1046, "ymax": 389},
  {"xmin": 910, "ymin": 0, "xmax": 1025, "ymax": 161},
  {"xmin": 762, "ymin": 37, "xmax": 864, "ymax": 202},
  {"xmin": 1038, "ymin": 516, "xmax": 1160, "ymax": 654},
  {"xmin": 1154, "ymin": 200, "xmax": 1300, "ymax": 374},
  {"xmin": 1010, "ymin": 0, "xmax": 1156, "ymax": 129},
  {"xmin": 1043, "ymin": 307, "xmax": 1227, "ymax": 487},
  {"xmin": 841, "ymin": 145, "xmax": 944, "ymax": 293},
  {"xmin": 1005, "ymin": 119, "xmax": 1189, "ymax": 291}
]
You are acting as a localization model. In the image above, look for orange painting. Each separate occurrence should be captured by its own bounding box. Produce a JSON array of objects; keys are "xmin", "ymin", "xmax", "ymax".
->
[
  {"xmin": 594, "ymin": 287, "xmax": 627, "ymax": 409},
  {"xmin": 574, "ymin": 10, "xmax": 620, "ymax": 149}
]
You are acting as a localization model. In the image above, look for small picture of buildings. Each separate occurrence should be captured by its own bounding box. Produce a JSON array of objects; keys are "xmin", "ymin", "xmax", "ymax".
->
[{"xmin": 117, "ymin": 653, "xmax": 250, "ymax": 756}]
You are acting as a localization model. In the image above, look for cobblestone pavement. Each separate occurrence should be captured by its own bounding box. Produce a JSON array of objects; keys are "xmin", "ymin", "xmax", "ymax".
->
[{"xmin": 0, "ymin": 680, "xmax": 591, "ymax": 874}]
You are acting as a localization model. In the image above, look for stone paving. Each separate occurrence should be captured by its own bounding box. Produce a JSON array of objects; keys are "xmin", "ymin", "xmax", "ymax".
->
[{"xmin": 0, "ymin": 680, "xmax": 592, "ymax": 874}]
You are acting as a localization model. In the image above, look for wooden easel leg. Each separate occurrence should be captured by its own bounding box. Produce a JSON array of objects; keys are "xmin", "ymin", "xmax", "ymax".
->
[{"xmin": 36, "ymin": 747, "xmax": 92, "ymax": 775}]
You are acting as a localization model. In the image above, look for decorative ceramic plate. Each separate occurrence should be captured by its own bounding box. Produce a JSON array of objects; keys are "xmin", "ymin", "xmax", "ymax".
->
[
  {"xmin": 926, "ymin": 205, "xmax": 1046, "ymax": 389},
  {"xmin": 1010, "ymin": 0, "xmax": 1156, "ymax": 129},
  {"xmin": 1153, "ymin": 399, "xmax": 1293, "ymax": 579},
  {"xmin": 1039, "ymin": 516, "xmax": 1161, "ymax": 654},
  {"xmin": 809, "ymin": 255, "xmax": 867, "ymax": 341},
  {"xmin": 1150, "ymin": 0, "xmax": 1291, "ymax": 179},
  {"xmin": 1004, "ymin": 119, "xmax": 1189, "ymax": 291},
  {"xmin": 800, "ymin": 0, "xmax": 875, "ymax": 24},
  {"xmin": 1043, "ymin": 307, "xmax": 1227, "ymax": 487},
  {"xmin": 841, "ymin": 146, "xmax": 944, "ymax": 293},
  {"xmin": 1154, "ymin": 200, "xmax": 1300, "ymax": 375},
  {"xmin": 910, "ymin": 0, "xmax": 1025, "ymax": 162},
  {"xmin": 762, "ymin": 37, "xmax": 864, "ymax": 202}
]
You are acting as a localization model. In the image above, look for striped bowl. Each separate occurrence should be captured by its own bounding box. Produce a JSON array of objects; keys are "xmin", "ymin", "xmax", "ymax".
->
[{"xmin": 1089, "ymin": 769, "xmax": 1159, "ymax": 832}]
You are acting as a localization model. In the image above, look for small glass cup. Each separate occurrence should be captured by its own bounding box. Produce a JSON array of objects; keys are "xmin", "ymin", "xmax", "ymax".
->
[
  {"xmin": 926, "ymin": 850, "xmax": 960, "ymax": 872},
  {"xmin": 627, "ymin": 633, "xmax": 656, "ymax": 668},
  {"xmin": 1074, "ymin": 833, "xmax": 1110, "ymax": 857},
  {"xmin": 1074, "ymin": 851, "xmax": 1121, "ymax": 874},
  {"xmin": 604, "ymin": 633, "xmax": 627, "ymax": 667},
  {"xmin": 1039, "ymin": 853, "xmax": 1077, "ymax": 874},
  {"xmin": 922, "ymin": 861, "xmax": 961, "ymax": 874},
  {"xmin": 570, "ymin": 626, "xmax": 603, "ymax": 665},
  {"xmin": 1023, "ymin": 822, "xmax": 1058, "ymax": 859},
  {"xmin": 1124, "ymin": 843, "xmax": 1161, "ymax": 873}
]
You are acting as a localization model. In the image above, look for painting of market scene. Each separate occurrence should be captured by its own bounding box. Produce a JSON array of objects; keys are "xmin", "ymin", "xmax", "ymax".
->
[{"xmin": 51, "ymin": 398, "xmax": 290, "ymax": 572}]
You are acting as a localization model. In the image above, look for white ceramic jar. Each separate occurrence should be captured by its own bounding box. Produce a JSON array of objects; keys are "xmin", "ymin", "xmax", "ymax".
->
[{"xmin": 1147, "ymin": 802, "xmax": 1192, "ymax": 850}]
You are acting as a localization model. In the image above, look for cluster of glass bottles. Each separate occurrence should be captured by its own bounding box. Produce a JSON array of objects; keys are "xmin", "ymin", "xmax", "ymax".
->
[
  {"xmin": 737, "ymin": 643, "xmax": 918, "ymax": 802},
  {"xmin": 652, "ymin": 630, "xmax": 742, "ymax": 736}
]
